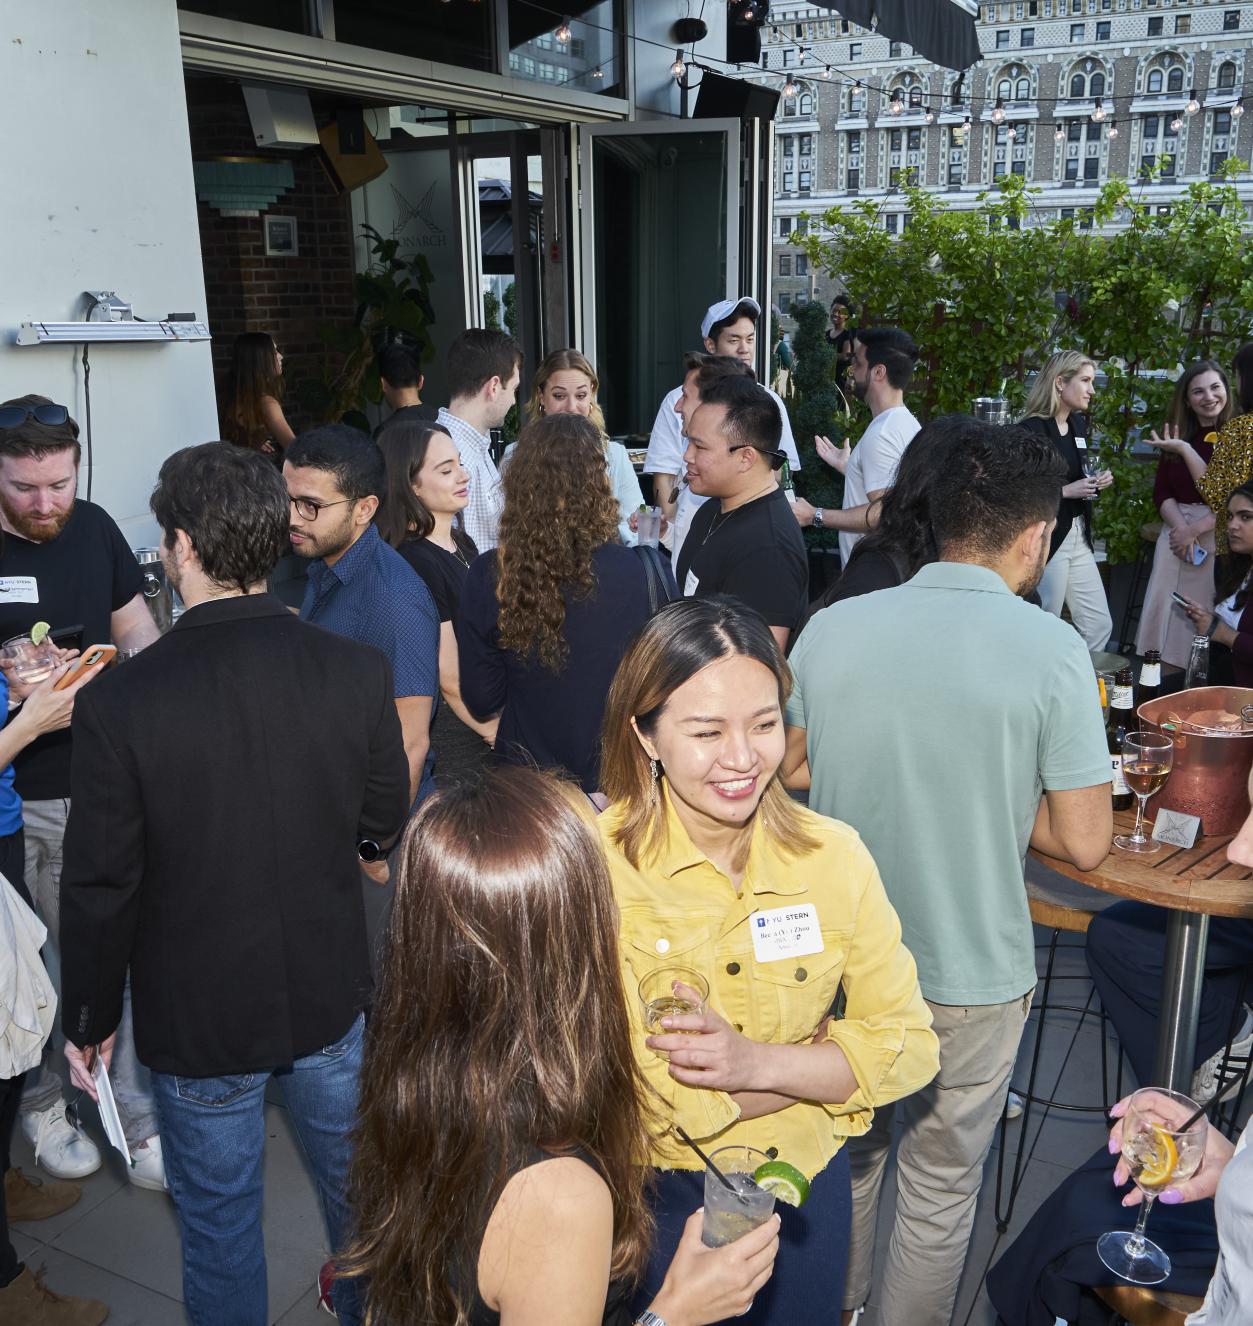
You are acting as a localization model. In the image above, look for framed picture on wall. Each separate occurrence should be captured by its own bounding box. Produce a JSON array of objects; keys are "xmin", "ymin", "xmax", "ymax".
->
[{"xmin": 264, "ymin": 215, "xmax": 298, "ymax": 257}]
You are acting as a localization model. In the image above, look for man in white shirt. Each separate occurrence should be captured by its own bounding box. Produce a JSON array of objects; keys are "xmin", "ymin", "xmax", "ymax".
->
[
  {"xmin": 435, "ymin": 329, "xmax": 522, "ymax": 551},
  {"xmin": 793, "ymin": 326, "xmax": 921, "ymax": 565},
  {"xmin": 644, "ymin": 297, "xmax": 801, "ymax": 569}
]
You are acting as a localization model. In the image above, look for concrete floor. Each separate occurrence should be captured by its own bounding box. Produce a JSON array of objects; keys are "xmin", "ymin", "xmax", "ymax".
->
[{"xmin": 7, "ymin": 858, "xmax": 1243, "ymax": 1325}]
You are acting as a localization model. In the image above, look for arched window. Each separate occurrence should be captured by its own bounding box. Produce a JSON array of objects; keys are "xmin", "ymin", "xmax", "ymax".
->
[
  {"xmin": 1147, "ymin": 69, "xmax": 1163, "ymax": 94},
  {"xmin": 998, "ymin": 77, "xmax": 1012, "ymax": 100},
  {"xmin": 908, "ymin": 85, "xmax": 923, "ymax": 107},
  {"xmin": 1090, "ymin": 71, "xmax": 1106, "ymax": 97},
  {"xmin": 799, "ymin": 91, "xmax": 814, "ymax": 116},
  {"xmin": 1218, "ymin": 61, "xmax": 1237, "ymax": 89},
  {"xmin": 1016, "ymin": 76, "xmax": 1031, "ymax": 100},
  {"xmin": 1167, "ymin": 66, "xmax": 1184, "ymax": 93},
  {"xmin": 1070, "ymin": 72, "xmax": 1085, "ymax": 97}
]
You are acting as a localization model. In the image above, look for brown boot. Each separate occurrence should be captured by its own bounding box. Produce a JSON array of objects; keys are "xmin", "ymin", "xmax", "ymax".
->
[
  {"xmin": 0, "ymin": 1266, "xmax": 108, "ymax": 1324},
  {"xmin": 5, "ymin": 1168, "xmax": 82, "ymax": 1221}
]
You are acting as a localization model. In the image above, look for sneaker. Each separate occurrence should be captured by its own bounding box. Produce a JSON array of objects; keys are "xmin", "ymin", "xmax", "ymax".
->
[
  {"xmin": 317, "ymin": 1261, "xmax": 338, "ymax": 1317},
  {"xmin": 1005, "ymin": 1091, "xmax": 1025, "ymax": 1120},
  {"xmin": 127, "ymin": 1136, "xmax": 167, "ymax": 1193},
  {"xmin": 0, "ymin": 1264, "xmax": 108, "ymax": 1324},
  {"xmin": 20, "ymin": 1103, "xmax": 101, "ymax": 1181},
  {"xmin": 4, "ymin": 1168, "xmax": 82, "ymax": 1222},
  {"xmin": 1191, "ymin": 1008, "xmax": 1253, "ymax": 1107}
]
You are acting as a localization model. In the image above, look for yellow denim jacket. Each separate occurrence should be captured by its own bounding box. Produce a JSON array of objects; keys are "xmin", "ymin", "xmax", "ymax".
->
[{"xmin": 599, "ymin": 788, "xmax": 939, "ymax": 1179}]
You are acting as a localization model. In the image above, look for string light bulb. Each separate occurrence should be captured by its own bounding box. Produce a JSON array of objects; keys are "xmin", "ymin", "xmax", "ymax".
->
[
  {"xmin": 1091, "ymin": 97, "xmax": 1106, "ymax": 123},
  {"xmin": 670, "ymin": 49, "xmax": 686, "ymax": 79},
  {"xmin": 554, "ymin": 18, "xmax": 571, "ymax": 43},
  {"xmin": 889, "ymin": 89, "xmax": 904, "ymax": 115},
  {"xmin": 924, "ymin": 108, "xmax": 935, "ymax": 124},
  {"xmin": 1234, "ymin": 100, "xmax": 1246, "ymax": 118},
  {"xmin": 1171, "ymin": 114, "xmax": 1183, "ymax": 132},
  {"xmin": 820, "ymin": 66, "xmax": 832, "ymax": 79},
  {"xmin": 991, "ymin": 96, "xmax": 1006, "ymax": 124},
  {"xmin": 1054, "ymin": 122, "xmax": 1066, "ymax": 142},
  {"xmin": 1107, "ymin": 122, "xmax": 1119, "ymax": 138},
  {"xmin": 1185, "ymin": 87, "xmax": 1201, "ymax": 115},
  {"xmin": 1006, "ymin": 125, "xmax": 1017, "ymax": 140},
  {"xmin": 782, "ymin": 76, "xmax": 798, "ymax": 98}
]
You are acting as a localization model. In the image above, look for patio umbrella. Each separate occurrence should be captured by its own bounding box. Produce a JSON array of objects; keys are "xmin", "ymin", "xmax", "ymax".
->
[{"xmin": 812, "ymin": 1, "xmax": 982, "ymax": 71}]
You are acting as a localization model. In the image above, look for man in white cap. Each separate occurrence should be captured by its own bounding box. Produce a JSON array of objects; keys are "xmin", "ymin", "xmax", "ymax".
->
[{"xmin": 643, "ymin": 297, "xmax": 801, "ymax": 570}]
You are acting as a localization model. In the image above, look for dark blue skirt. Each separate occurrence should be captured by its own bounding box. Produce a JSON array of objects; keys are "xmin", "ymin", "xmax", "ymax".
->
[{"xmin": 634, "ymin": 1147, "xmax": 851, "ymax": 1324}]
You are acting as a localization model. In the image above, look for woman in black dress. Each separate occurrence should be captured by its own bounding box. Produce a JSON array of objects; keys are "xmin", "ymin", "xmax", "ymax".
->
[{"xmin": 376, "ymin": 422, "xmax": 497, "ymax": 781}]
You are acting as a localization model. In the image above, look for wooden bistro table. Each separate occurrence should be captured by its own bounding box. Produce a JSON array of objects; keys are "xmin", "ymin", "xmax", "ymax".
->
[{"xmin": 1030, "ymin": 807, "xmax": 1253, "ymax": 1093}]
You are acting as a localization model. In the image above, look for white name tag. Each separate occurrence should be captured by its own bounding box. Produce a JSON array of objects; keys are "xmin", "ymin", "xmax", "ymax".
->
[
  {"xmin": 0, "ymin": 576, "xmax": 38, "ymax": 604},
  {"xmin": 749, "ymin": 904, "xmax": 825, "ymax": 964},
  {"xmin": 1074, "ymin": 436, "xmax": 1088, "ymax": 450},
  {"xmin": 683, "ymin": 570, "xmax": 700, "ymax": 597},
  {"xmin": 1151, "ymin": 809, "xmax": 1201, "ymax": 849}
]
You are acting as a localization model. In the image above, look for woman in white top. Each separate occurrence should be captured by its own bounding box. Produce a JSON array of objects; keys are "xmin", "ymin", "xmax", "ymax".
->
[{"xmin": 512, "ymin": 349, "xmax": 645, "ymax": 545}]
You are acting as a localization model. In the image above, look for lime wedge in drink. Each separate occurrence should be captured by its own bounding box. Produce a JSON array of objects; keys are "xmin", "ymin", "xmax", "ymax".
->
[
  {"xmin": 29, "ymin": 621, "xmax": 51, "ymax": 645},
  {"xmin": 752, "ymin": 1159, "xmax": 810, "ymax": 1207}
]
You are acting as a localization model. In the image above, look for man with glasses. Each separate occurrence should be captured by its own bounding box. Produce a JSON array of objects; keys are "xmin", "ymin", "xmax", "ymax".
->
[
  {"xmin": 58, "ymin": 442, "xmax": 409, "ymax": 1325},
  {"xmin": 675, "ymin": 375, "xmax": 809, "ymax": 651},
  {"xmin": 0, "ymin": 394, "xmax": 165, "ymax": 1193},
  {"xmin": 284, "ymin": 425, "xmax": 439, "ymax": 834}
]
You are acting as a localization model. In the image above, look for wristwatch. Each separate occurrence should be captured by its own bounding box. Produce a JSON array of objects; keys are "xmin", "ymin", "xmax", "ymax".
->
[
  {"xmin": 635, "ymin": 1313, "xmax": 668, "ymax": 1326},
  {"xmin": 812, "ymin": 507, "xmax": 825, "ymax": 529},
  {"xmin": 357, "ymin": 838, "xmax": 384, "ymax": 864}
]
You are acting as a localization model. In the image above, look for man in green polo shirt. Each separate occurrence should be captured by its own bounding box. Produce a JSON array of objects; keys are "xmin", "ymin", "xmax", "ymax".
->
[{"xmin": 783, "ymin": 417, "xmax": 1113, "ymax": 1326}]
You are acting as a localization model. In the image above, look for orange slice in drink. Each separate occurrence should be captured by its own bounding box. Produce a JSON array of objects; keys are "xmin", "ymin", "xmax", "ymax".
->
[{"xmin": 1138, "ymin": 1124, "xmax": 1178, "ymax": 1189}]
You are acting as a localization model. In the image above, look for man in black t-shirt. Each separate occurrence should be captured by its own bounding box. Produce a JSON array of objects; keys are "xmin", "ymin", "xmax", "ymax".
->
[
  {"xmin": 675, "ymin": 376, "xmax": 809, "ymax": 650},
  {"xmin": 0, "ymin": 395, "xmax": 162, "ymax": 1189},
  {"xmin": 372, "ymin": 343, "xmax": 438, "ymax": 440}
]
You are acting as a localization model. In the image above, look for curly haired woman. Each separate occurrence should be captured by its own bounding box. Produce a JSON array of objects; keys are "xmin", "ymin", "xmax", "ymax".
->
[{"xmin": 455, "ymin": 413, "xmax": 673, "ymax": 791}]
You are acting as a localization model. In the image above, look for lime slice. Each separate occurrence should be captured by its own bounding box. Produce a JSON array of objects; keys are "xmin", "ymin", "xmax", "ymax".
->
[
  {"xmin": 29, "ymin": 621, "xmax": 51, "ymax": 645},
  {"xmin": 752, "ymin": 1159, "xmax": 810, "ymax": 1207}
]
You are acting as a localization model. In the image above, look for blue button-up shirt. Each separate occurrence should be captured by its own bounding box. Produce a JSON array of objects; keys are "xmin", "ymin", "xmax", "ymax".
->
[{"xmin": 300, "ymin": 524, "xmax": 440, "ymax": 800}]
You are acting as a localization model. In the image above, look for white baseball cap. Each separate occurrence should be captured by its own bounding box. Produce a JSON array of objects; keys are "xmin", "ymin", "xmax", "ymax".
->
[{"xmin": 701, "ymin": 296, "xmax": 762, "ymax": 341}]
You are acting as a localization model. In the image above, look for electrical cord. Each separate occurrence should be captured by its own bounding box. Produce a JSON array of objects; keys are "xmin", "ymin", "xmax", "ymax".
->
[{"xmin": 81, "ymin": 343, "xmax": 93, "ymax": 503}]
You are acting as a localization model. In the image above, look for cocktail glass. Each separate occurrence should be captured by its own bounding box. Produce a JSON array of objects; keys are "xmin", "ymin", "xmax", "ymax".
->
[{"xmin": 702, "ymin": 1145, "xmax": 777, "ymax": 1248}]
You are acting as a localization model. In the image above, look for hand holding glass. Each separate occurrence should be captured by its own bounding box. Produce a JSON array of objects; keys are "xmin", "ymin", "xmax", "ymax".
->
[
  {"xmin": 1, "ymin": 634, "xmax": 58, "ymax": 685},
  {"xmin": 639, "ymin": 967, "xmax": 709, "ymax": 1061},
  {"xmin": 1114, "ymin": 731, "xmax": 1174, "ymax": 854},
  {"xmin": 1097, "ymin": 1088, "xmax": 1205, "ymax": 1284},
  {"xmin": 702, "ymin": 1146, "xmax": 777, "ymax": 1249},
  {"xmin": 1082, "ymin": 454, "xmax": 1103, "ymax": 499}
]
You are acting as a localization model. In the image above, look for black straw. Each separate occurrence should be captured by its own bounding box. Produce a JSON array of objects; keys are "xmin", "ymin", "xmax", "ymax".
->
[{"xmin": 673, "ymin": 1124, "xmax": 736, "ymax": 1192}]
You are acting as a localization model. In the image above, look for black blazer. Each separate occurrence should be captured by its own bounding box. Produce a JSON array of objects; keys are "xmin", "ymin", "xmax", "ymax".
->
[
  {"xmin": 59, "ymin": 594, "xmax": 410, "ymax": 1077},
  {"xmin": 1018, "ymin": 412, "xmax": 1092, "ymax": 558}
]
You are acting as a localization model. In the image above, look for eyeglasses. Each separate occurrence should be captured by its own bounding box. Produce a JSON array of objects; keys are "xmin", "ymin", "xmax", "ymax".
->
[
  {"xmin": 289, "ymin": 496, "xmax": 354, "ymax": 522},
  {"xmin": 728, "ymin": 444, "xmax": 787, "ymax": 468},
  {"xmin": 0, "ymin": 403, "xmax": 70, "ymax": 429}
]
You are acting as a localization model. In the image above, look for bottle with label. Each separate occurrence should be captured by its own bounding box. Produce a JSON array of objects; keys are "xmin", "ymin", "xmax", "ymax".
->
[
  {"xmin": 1136, "ymin": 649, "xmax": 1162, "ymax": 709},
  {"xmin": 1185, "ymin": 635, "xmax": 1210, "ymax": 689},
  {"xmin": 780, "ymin": 460, "xmax": 797, "ymax": 505},
  {"xmin": 1107, "ymin": 665, "xmax": 1135, "ymax": 811}
]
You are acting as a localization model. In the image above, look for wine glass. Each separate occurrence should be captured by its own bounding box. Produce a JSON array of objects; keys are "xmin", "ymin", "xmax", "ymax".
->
[
  {"xmin": 1114, "ymin": 731, "xmax": 1174, "ymax": 854},
  {"xmin": 1097, "ymin": 1087, "xmax": 1206, "ymax": 1284},
  {"xmin": 1082, "ymin": 453, "xmax": 1103, "ymax": 500}
]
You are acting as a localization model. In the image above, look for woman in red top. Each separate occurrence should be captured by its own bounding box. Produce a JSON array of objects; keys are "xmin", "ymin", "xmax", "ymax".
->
[{"xmin": 1137, "ymin": 360, "xmax": 1233, "ymax": 666}]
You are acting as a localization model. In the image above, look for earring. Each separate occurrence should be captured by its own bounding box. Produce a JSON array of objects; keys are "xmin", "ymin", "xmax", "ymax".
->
[{"xmin": 649, "ymin": 757, "xmax": 659, "ymax": 801}]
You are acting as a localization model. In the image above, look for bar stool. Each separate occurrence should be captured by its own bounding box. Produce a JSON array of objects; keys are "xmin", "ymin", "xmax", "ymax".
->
[
  {"xmin": 1208, "ymin": 969, "xmax": 1252, "ymax": 1140},
  {"xmin": 994, "ymin": 872, "xmax": 1123, "ymax": 1232},
  {"xmin": 1117, "ymin": 520, "xmax": 1163, "ymax": 653},
  {"xmin": 1093, "ymin": 1283, "xmax": 1205, "ymax": 1325}
]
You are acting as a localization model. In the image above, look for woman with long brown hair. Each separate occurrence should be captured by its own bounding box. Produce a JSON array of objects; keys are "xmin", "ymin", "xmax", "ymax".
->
[
  {"xmin": 1136, "ymin": 359, "xmax": 1233, "ymax": 665},
  {"xmin": 342, "ymin": 766, "xmax": 779, "ymax": 1326},
  {"xmin": 375, "ymin": 422, "xmax": 497, "ymax": 776},
  {"xmin": 456, "ymin": 413, "xmax": 673, "ymax": 791},
  {"xmin": 597, "ymin": 596, "xmax": 939, "ymax": 1324},
  {"xmin": 519, "ymin": 349, "xmax": 645, "ymax": 545},
  {"xmin": 222, "ymin": 331, "xmax": 295, "ymax": 455}
]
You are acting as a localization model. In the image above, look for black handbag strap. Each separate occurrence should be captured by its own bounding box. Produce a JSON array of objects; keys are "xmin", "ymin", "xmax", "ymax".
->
[{"xmin": 635, "ymin": 544, "xmax": 674, "ymax": 615}]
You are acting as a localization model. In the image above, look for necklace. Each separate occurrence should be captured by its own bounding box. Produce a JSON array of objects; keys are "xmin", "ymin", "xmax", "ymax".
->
[{"xmin": 700, "ymin": 481, "xmax": 778, "ymax": 546}]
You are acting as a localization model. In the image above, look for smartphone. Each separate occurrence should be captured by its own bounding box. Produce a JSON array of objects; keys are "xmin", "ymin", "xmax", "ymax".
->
[
  {"xmin": 1191, "ymin": 545, "xmax": 1209, "ymax": 566},
  {"xmin": 53, "ymin": 644, "xmax": 117, "ymax": 691},
  {"xmin": 1171, "ymin": 591, "xmax": 1192, "ymax": 609}
]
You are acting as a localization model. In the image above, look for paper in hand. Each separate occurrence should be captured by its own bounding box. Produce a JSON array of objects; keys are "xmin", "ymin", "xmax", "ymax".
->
[{"xmin": 91, "ymin": 1056, "xmax": 133, "ymax": 1166}]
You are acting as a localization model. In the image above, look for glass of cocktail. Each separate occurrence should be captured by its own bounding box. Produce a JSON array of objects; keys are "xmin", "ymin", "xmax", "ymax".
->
[
  {"xmin": 638, "ymin": 967, "xmax": 709, "ymax": 1061},
  {"xmin": 702, "ymin": 1146, "xmax": 777, "ymax": 1248},
  {"xmin": 2, "ymin": 632, "xmax": 57, "ymax": 685}
]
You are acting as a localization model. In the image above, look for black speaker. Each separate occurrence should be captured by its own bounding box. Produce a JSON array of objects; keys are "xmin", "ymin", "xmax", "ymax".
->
[
  {"xmin": 336, "ymin": 107, "xmax": 366, "ymax": 155},
  {"xmin": 727, "ymin": 22, "xmax": 762, "ymax": 64},
  {"xmin": 694, "ymin": 70, "xmax": 780, "ymax": 121}
]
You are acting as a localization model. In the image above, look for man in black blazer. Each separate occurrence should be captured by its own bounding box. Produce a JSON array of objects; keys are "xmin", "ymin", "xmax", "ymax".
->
[{"xmin": 57, "ymin": 443, "xmax": 410, "ymax": 1326}]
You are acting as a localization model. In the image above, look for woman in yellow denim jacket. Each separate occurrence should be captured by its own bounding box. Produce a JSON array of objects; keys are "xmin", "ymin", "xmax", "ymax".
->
[{"xmin": 598, "ymin": 595, "xmax": 939, "ymax": 1324}]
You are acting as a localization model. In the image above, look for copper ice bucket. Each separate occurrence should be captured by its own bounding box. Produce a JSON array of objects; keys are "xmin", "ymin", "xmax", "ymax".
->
[{"xmin": 1138, "ymin": 687, "xmax": 1253, "ymax": 835}]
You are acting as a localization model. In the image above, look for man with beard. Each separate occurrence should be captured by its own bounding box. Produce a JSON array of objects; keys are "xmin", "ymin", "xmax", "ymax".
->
[
  {"xmin": 58, "ymin": 442, "xmax": 409, "ymax": 1325},
  {"xmin": 791, "ymin": 326, "xmax": 921, "ymax": 567},
  {"xmin": 284, "ymin": 425, "xmax": 439, "ymax": 831},
  {"xmin": 0, "ymin": 395, "xmax": 164, "ymax": 1191},
  {"xmin": 782, "ymin": 420, "xmax": 1113, "ymax": 1326}
]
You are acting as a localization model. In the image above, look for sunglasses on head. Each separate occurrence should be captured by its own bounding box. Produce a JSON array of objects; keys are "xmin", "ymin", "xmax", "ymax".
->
[{"xmin": 0, "ymin": 403, "xmax": 70, "ymax": 430}]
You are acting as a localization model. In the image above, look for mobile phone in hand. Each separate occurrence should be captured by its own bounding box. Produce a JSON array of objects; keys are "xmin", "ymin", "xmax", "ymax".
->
[
  {"xmin": 1171, "ymin": 591, "xmax": 1192, "ymax": 609},
  {"xmin": 53, "ymin": 644, "xmax": 117, "ymax": 691}
]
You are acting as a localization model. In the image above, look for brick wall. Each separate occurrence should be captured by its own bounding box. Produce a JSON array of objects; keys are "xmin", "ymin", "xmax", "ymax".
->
[{"xmin": 186, "ymin": 77, "xmax": 356, "ymax": 432}]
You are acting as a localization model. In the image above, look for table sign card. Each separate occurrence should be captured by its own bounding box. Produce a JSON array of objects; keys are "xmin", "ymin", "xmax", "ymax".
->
[{"xmin": 1151, "ymin": 809, "xmax": 1202, "ymax": 849}]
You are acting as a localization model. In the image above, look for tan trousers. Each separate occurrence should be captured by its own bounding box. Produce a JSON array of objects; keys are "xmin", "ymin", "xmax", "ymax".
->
[{"xmin": 843, "ymin": 992, "xmax": 1032, "ymax": 1326}]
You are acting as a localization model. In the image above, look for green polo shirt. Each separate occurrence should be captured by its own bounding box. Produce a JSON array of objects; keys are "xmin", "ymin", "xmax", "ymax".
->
[{"xmin": 785, "ymin": 561, "xmax": 1111, "ymax": 1006}]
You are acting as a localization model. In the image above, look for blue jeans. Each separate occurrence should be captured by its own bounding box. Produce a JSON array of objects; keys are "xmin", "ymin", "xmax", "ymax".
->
[{"xmin": 151, "ymin": 1014, "xmax": 365, "ymax": 1326}]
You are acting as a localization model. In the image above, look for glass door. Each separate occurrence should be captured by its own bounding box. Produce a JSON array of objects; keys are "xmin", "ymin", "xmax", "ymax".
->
[{"xmin": 577, "ymin": 119, "xmax": 759, "ymax": 439}]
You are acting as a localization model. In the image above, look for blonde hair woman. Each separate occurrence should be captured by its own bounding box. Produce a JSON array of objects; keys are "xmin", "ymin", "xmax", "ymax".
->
[
  {"xmin": 510, "ymin": 349, "xmax": 645, "ymax": 544},
  {"xmin": 1018, "ymin": 352, "xmax": 1115, "ymax": 649}
]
